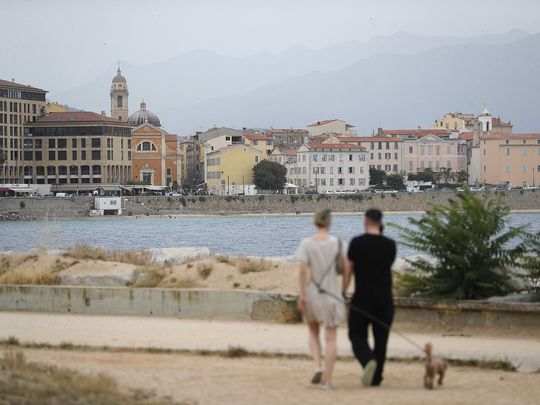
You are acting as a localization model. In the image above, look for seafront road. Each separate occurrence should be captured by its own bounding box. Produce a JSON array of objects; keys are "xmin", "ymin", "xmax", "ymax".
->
[{"xmin": 1, "ymin": 311, "xmax": 539, "ymax": 372}]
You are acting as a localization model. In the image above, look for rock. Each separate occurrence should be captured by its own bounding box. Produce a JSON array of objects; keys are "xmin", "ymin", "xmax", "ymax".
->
[
  {"xmin": 149, "ymin": 247, "xmax": 212, "ymax": 264},
  {"xmin": 59, "ymin": 260, "xmax": 137, "ymax": 286}
]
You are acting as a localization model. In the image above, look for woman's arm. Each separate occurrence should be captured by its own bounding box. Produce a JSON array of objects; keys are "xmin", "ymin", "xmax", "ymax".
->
[
  {"xmin": 298, "ymin": 262, "xmax": 309, "ymax": 312},
  {"xmin": 342, "ymin": 258, "xmax": 353, "ymax": 296}
]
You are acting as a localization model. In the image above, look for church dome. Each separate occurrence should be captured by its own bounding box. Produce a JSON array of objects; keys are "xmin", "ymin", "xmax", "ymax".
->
[
  {"xmin": 127, "ymin": 101, "xmax": 161, "ymax": 127},
  {"xmin": 112, "ymin": 67, "xmax": 127, "ymax": 83}
]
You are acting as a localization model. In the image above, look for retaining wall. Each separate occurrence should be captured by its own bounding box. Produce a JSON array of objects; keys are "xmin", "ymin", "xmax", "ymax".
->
[
  {"xmin": 1, "ymin": 285, "xmax": 539, "ymax": 335},
  {"xmin": 1, "ymin": 189, "xmax": 539, "ymax": 218}
]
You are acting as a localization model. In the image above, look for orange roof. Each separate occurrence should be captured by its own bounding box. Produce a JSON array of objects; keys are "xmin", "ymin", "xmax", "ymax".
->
[
  {"xmin": 336, "ymin": 136, "xmax": 364, "ymax": 142},
  {"xmin": 307, "ymin": 119, "xmax": 340, "ymax": 127},
  {"xmin": 306, "ymin": 142, "xmax": 364, "ymax": 150},
  {"xmin": 282, "ymin": 148, "xmax": 298, "ymax": 156},
  {"xmin": 349, "ymin": 136, "xmax": 403, "ymax": 142},
  {"xmin": 459, "ymin": 132, "xmax": 474, "ymax": 140},
  {"xmin": 382, "ymin": 129, "xmax": 450, "ymax": 136},
  {"xmin": 32, "ymin": 111, "xmax": 131, "ymax": 125},
  {"xmin": 482, "ymin": 132, "xmax": 540, "ymax": 140},
  {"xmin": 266, "ymin": 128, "xmax": 308, "ymax": 133},
  {"xmin": 244, "ymin": 134, "xmax": 271, "ymax": 141}
]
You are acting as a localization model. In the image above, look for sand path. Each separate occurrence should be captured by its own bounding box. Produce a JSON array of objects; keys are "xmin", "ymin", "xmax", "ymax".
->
[
  {"xmin": 9, "ymin": 348, "xmax": 540, "ymax": 405},
  {"xmin": 1, "ymin": 311, "xmax": 539, "ymax": 372}
]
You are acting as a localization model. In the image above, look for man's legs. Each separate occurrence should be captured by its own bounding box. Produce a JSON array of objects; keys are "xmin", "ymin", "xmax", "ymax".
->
[
  {"xmin": 371, "ymin": 305, "xmax": 394, "ymax": 386},
  {"xmin": 348, "ymin": 308, "xmax": 373, "ymax": 368}
]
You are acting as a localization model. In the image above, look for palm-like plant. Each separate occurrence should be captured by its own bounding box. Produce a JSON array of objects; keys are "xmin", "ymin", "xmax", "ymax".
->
[{"xmin": 394, "ymin": 188, "xmax": 528, "ymax": 300}]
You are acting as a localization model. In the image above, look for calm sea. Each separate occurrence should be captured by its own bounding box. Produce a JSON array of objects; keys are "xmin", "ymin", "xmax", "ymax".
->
[{"xmin": 1, "ymin": 212, "xmax": 539, "ymax": 258}]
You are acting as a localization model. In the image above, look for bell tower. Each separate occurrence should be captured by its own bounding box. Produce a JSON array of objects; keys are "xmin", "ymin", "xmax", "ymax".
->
[{"xmin": 110, "ymin": 67, "xmax": 129, "ymax": 121}]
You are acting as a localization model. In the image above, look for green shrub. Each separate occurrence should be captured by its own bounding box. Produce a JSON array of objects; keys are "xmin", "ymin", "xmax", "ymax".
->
[{"xmin": 393, "ymin": 188, "xmax": 529, "ymax": 300}]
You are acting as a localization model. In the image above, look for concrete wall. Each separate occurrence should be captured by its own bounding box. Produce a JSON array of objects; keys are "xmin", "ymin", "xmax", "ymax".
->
[
  {"xmin": 1, "ymin": 189, "xmax": 539, "ymax": 219},
  {"xmin": 0, "ymin": 285, "xmax": 300, "ymax": 323},
  {"xmin": 1, "ymin": 285, "xmax": 539, "ymax": 335}
]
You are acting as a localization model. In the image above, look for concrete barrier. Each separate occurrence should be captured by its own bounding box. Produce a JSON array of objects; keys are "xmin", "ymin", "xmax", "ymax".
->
[
  {"xmin": 0, "ymin": 285, "xmax": 300, "ymax": 323},
  {"xmin": 1, "ymin": 285, "xmax": 539, "ymax": 334}
]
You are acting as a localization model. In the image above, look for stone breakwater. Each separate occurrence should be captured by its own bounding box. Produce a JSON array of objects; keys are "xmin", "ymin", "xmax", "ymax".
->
[{"xmin": 0, "ymin": 189, "xmax": 539, "ymax": 219}]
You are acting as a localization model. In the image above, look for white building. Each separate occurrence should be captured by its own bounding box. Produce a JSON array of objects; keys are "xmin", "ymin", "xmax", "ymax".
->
[
  {"xmin": 286, "ymin": 142, "xmax": 368, "ymax": 193},
  {"xmin": 306, "ymin": 119, "xmax": 356, "ymax": 137}
]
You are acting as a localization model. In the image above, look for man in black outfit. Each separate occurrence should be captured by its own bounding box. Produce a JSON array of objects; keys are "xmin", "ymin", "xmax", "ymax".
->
[{"xmin": 343, "ymin": 208, "xmax": 396, "ymax": 387}]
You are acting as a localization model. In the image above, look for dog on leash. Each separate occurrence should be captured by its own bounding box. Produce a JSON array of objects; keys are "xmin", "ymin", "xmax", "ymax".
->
[{"xmin": 424, "ymin": 343, "xmax": 448, "ymax": 389}]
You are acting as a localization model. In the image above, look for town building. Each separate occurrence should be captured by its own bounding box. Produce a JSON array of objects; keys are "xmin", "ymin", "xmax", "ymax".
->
[
  {"xmin": 110, "ymin": 68, "xmax": 129, "ymax": 122},
  {"xmin": 264, "ymin": 128, "xmax": 309, "ymax": 147},
  {"xmin": 130, "ymin": 120, "xmax": 181, "ymax": 187},
  {"xmin": 480, "ymin": 133, "xmax": 540, "ymax": 187},
  {"xmin": 269, "ymin": 145, "xmax": 298, "ymax": 166},
  {"xmin": 333, "ymin": 135, "xmax": 403, "ymax": 173},
  {"xmin": 24, "ymin": 111, "xmax": 132, "ymax": 185},
  {"xmin": 306, "ymin": 119, "xmax": 356, "ymax": 137},
  {"xmin": 206, "ymin": 144, "xmax": 262, "ymax": 195},
  {"xmin": 433, "ymin": 108, "xmax": 512, "ymax": 133},
  {"xmin": 0, "ymin": 79, "xmax": 47, "ymax": 183},
  {"xmin": 286, "ymin": 142, "xmax": 368, "ymax": 192},
  {"xmin": 243, "ymin": 133, "xmax": 273, "ymax": 155},
  {"xmin": 400, "ymin": 133, "xmax": 468, "ymax": 174}
]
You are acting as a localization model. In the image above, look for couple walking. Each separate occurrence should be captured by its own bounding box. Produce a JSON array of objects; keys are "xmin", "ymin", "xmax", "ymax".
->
[{"xmin": 296, "ymin": 208, "xmax": 396, "ymax": 391}]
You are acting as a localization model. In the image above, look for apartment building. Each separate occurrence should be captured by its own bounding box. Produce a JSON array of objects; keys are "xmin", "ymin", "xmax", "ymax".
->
[
  {"xmin": 24, "ymin": 112, "xmax": 132, "ymax": 185},
  {"xmin": 206, "ymin": 144, "xmax": 262, "ymax": 195},
  {"xmin": 286, "ymin": 142, "xmax": 368, "ymax": 193},
  {"xmin": 480, "ymin": 133, "xmax": 540, "ymax": 187},
  {"xmin": 306, "ymin": 119, "xmax": 356, "ymax": 137},
  {"xmin": 334, "ymin": 135, "xmax": 403, "ymax": 173},
  {"xmin": 243, "ymin": 133, "xmax": 273, "ymax": 155},
  {"xmin": 401, "ymin": 134, "xmax": 467, "ymax": 173},
  {"xmin": 269, "ymin": 145, "xmax": 298, "ymax": 166},
  {"xmin": 264, "ymin": 128, "xmax": 309, "ymax": 147},
  {"xmin": 433, "ymin": 108, "xmax": 512, "ymax": 133},
  {"xmin": 0, "ymin": 79, "xmax": 47, "ymax": 183}
]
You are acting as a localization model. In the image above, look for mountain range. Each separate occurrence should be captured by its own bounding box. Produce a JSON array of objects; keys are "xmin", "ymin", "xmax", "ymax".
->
[{"xmin": 51, "ymin": 29, "xmax": 538, "ymax": 134}]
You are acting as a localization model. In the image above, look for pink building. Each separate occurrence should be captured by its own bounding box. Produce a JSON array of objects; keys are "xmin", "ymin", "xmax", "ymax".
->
[{"xmin": 401, "ymin": 134, "xmax": 468, "ymax": 173}]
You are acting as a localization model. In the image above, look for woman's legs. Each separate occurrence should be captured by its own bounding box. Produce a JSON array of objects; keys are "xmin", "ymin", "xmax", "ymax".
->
[
  {"xmin": 308, "ymin": 321, "xmax": 322, "ymax": 370},
  {"xmin": 323, "ymin": 326, "xmax": 338, "ymax": 386}
]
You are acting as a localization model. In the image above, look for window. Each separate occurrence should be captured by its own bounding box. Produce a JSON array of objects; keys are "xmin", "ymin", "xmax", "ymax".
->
[
  {"xmin": 522, "ymin": 164, "xmax": 528, "ymax": 173},
  {"xmin": 447, "ymin": 160, "xmax": 451, "ymax": 169},
  {"xmin": 428, "ymin": 145, "xmax": 433, "ymax": 155},
  {"xmin": 23, "ymin": 151, "xmax": 33, "ymax": 160},
  {"xmin": 57, "ymin": 151, "xmax": 67, "ymax": 160},
  {"xmin": 370, "ymin": 142, "xmax": 374, "ymax": 150},
  {"xmin": 92, "ymin": 165, "xmax": 101, "ymax": 175},
  {"xmin": 394, "ymin": 142, "xmax": 398, "ymax": 150},
  {"xmin": 370, "ymin": 153, "xmax": 374, "ymax": 159},
  {"xmin": 255, "ymin": 156, "xmax": 260, "ymax": 163},
  {"xmin": 57, "ymin": 138, "xmax": 67, "ymax": 148},
  {"xmin": 505, "ymin": 147, "xmax": 510, "ymax": 156},
  {"xmin": 322, "ymin": 154, "xmax": 327, "ymax": 162},
  {"xmin": 428, "ymin": 161, "xmax": 432, "ymax": 168},
  {"xmin": 393, "ymin": 164, "xmax": 398, "ymax": 171},
  {"xmin": 386, "ymin": 142, "xmax": 390, "ymax": 150},
  {"xmin": 394, "ymin": 153, "xmax": 398, "ymax": 160},
  {"xmin": 225, "ymin": 136, "xmax": 231, "ymax": 141},
  {"xmin": 48, "ymin": 139, "xmax": 55, "ymax": 149},
  {"xmin": 378, "ymin": 152, "xmax": 382, "ymax": 159},
  {"xmin": 408, "ymin": 161, "xmax": 413, "ymax": 171},
  {"xmin": 385, "ymin": 153, "xmax": 391, "ymax": 159},
  {"xmin": 72, "ymin": 151, "xmax": 77, "ymax": 160},
  {"xmin": 435, "ymin": 160, "xmax": 440, "ymax": 170},
  {"xmin": 329, "ymin": 167, "xmax": 334, "ymax": 175},
  {"xmin": 447, "ymin": 145, "xmax": 451, "ymax": 154},
  {"xmin": 137, "ymin": 141, "xmax": 157, "ymax": 151},
  {"xmin": 338, "ymin": 178, "xmax": 345, "ymax": 185},
  {"xmin": 48, "ymin": 151, "xmax": 55, "ymax": 160},
  {"xmin": 91, "ymin": 138, "xmax": 101, "ymax": 148},
  {"xmin": 329, "ymin": 178, "xmax": 334, "ymax": 186},
  {"xmin": 349, "ymin": 178, "xmax": 355, "ymax": 186},
  {"xmin": 320, "ymin": 167, "xmax": 326, "ymax": 175},
  {"xmin": 81, "ymin": 139, "xmax": 86, "ymax": 148},
  {"xmin": 420, "ymin": 161, "xmax": 424, "ymax": 169},
  {"xmin": 436, "ymin": 146, "xmax": 440, "ymax": 155},
  {"xmin": 72, "ymin": 139, "xmax": 77, "ymax": 148},
  {"xmin": 81, "ymin": 150, "xmax": 86, "ymax": 160},
  {"xmin": 348, "ymin": 167, "xmax": 354, "ymax": 174},
  {"xmin": 70, "ymin": 166, "xmax": 78, "ymax": 175},
  {"xmin": 337, "ymin": 167, "xmax": 343, "ymax": 174},
  {"xmin": 376, "ymin": 165, "xmax": 381, "ymax": 170},
  {"xmin": 117, "ymin": 95, "xmax": 123, "ymax": 108},
  {"xmin": 385, "ymin": 164, "xmax": 391, "ymax": 171},
  {"xmin": 505, "ymin": 164, "xmax": 511, "ymax": 173},
  {"xmin": 349, "ymin": 154, "xmax": 353, "ymax": 161},
  {"xmin": 378, "ymin": 143, "xmax": 382, "ymax": 150},
  {"xmin": 312, "ymin": 154, "xmax": 318, "ymax": 162},
  {"xmin": 420, "ymin": 145, "xmax": 425, "ymax": 155},
  {"xmin": 522, "ymin": 147, "xmax": 528, "ymax": 156},
  {"xmin": 409, "ymin": 146, "xmax": 413, "ymax": 153},
  {"xmin": 47, "ymin": 166, "xmax": 56, "ymax": 175},
  {"xmin": 329, "ymin": 154, "xmax": 335, "ymax": 161},
  {"xmin": 58, "ymin": 166, "xmax": 67, "ymax": 175},
  {"xmin": 92, "ymin": 150, "xmax": 101, "ymax": 160},
  {"xmin": 35, "ymin": 151, "xmax": 42, "ymax": 160}
]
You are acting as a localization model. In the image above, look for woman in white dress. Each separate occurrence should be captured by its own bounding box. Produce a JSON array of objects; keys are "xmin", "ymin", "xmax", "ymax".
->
[{"xmin": 296, "ymin": 209, "xmax": 346, "ymax": 391}]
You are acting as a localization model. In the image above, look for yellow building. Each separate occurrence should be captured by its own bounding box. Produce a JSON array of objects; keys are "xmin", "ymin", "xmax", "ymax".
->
[
  {"xmin": 206, "ymin": 144, "xmax": 262, "ymax": 195},
  {"xmin": 45, "ymin": 102, "xmax": 69, "ymax": 114},
  {"xmin": 243, "ymin": 133, "xmax": 273, "ymax": 156},
  {"xmin": 480, "ymin": 132, "xmax": 540, "ymax": 187}
]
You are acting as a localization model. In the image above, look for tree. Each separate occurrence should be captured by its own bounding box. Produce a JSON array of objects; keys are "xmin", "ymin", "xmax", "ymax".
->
[
  {"xmin": 386, "ymin": 174, "xmax": 406, "ymax": 190},
  {"xmin": 252, "ymin": 160, "xmax": 287, "ymax": 190},
  {"xmin": 439, "ymin": 167, "xmax": 452, "ymax": 184},
  {"xmin": 455, "ymin": 170, "xmax": 468, "ymax": 183},
  {"xmin": 408, "ymin": 168, "xmax": 435, "ymax": 183},
  {"xmin": 394, "ymin": 188, "xmax": 529, "ymax": 300},
  {"xmin": 369, "ymin": 167, "xmax": 386, "ymax": 186}
]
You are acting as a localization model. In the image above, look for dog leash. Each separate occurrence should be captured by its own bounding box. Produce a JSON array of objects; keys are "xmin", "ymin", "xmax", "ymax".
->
[{"xmin": 314, "ymin": 285, "xmax": 426, "ymax": 354}]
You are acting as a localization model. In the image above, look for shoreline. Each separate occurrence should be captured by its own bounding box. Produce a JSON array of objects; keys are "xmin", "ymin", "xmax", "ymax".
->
[{"xmin": 2, "ymin": 208, "xmax": 540, "ymax": 222}]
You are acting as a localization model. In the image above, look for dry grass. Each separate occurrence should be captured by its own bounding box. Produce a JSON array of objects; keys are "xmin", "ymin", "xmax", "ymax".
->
[
  {"xmin": 0, "ymin": 351, "xmax": 182, "ymax": 404},
  {"xmin": 129, "ymin": 265, "xmax": 167, "ymax": 288},
  {"xmin": 64, "ymin": 244, "xmax": 154, "ymax": 266},
  {"xmin": 197, "ymin": 262, "xmax": 214, "ymax": 280},
  {"xmin": 237, "ymin": 256, "xmax": 273, "ymax": 274},
  {"xmin": 215, "ymin": 255, "xmax": 232, "ymax": 264}
]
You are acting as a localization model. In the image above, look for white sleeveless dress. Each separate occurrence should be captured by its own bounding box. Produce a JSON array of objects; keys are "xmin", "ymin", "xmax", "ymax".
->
[{"xmin": 296, "ymin": 235, "xmax": 346, "ymax": 327}]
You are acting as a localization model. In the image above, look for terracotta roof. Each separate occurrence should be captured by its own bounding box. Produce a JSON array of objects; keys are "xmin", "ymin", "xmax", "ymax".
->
[
  {"xmin": 482, "ymin": 132, "xmax": 540, "ymax": 140},
  {"xmin": 266, "ymin": 128, "xmax": 308, "ymax": 133},
  {"xmin": 307, "ymin": 119, "xmax": 340, "ymax": 127},
  {"xmin": 0, "ymin": 79, "xmax": 47, "ymax": 93},
  {"xmin": 244, "ymin": 134, "xmax": 271, "ymax": 141},
  {"xmin": 32, "ymin": 111, "xmax": 132, "ymax": 125},
  {"xmin": 282, "ymin": 148, "xmax": 298, "ymax": 156},
  {"xmin": 306, "ymin": 142, "xmax": 364, "ymax": 150},
  {"xmin": 459, "ymin": 132, "xmax": 474, "ymax": 140},
  {"xmin": 348, "ymin": 136, "xmax": 403, "ymax": 142},
  {"xmin": 381, "ymin": 129, "xmax": 450, "ymax": 136}
]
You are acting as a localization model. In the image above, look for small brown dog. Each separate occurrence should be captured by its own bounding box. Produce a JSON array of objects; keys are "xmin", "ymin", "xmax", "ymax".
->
[{"xmin": 424, "ymin": 343, "xmax": 448, "ymax": 389}]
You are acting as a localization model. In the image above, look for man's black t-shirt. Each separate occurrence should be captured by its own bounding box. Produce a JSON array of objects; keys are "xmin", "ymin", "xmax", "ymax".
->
[{"xmin": 347, "ymin": 234, "xmax": 396, "ymax": 305}]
